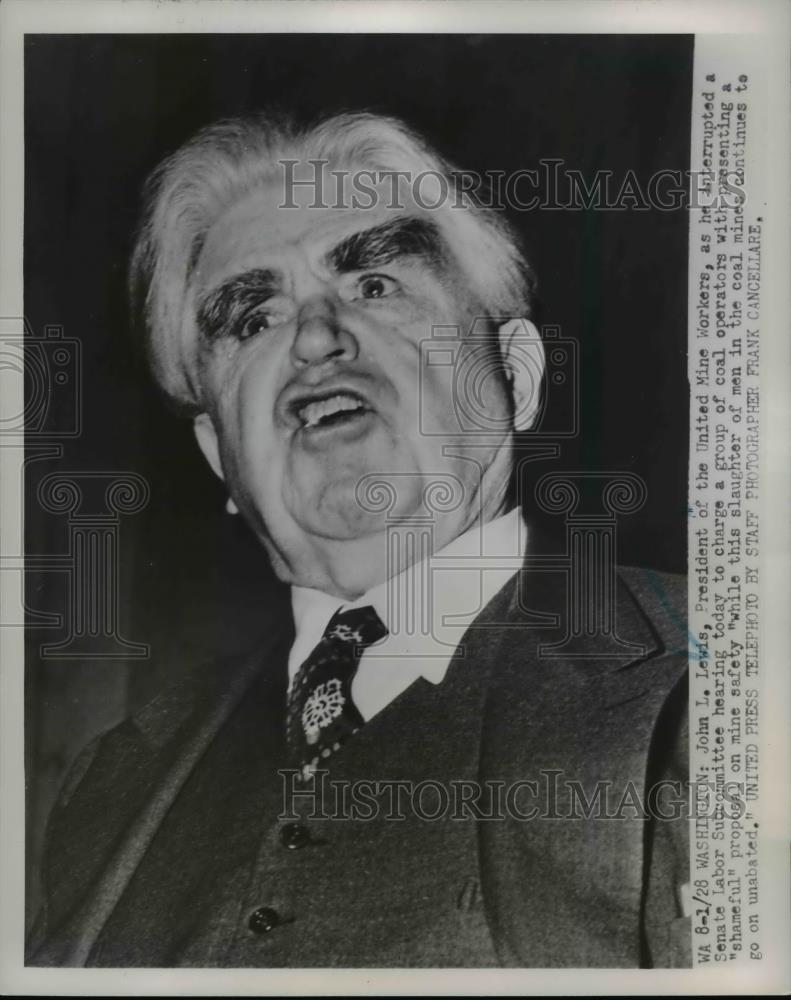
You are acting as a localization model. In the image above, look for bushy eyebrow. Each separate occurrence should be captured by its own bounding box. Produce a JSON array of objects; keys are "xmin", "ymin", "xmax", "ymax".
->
[
  {"xmin": 196, "ymin": 269, "xmax": 280, "ymax": 341},
  {"xmin": 195, "ymin": 218, "xmax": 447, "ymax": 341},
  {"xmin": 328, "ymin": 217, "xmax": 447, "ymax": 273}
]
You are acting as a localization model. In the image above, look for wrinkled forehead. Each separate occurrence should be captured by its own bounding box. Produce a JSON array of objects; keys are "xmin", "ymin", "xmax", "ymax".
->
[{"xmin": 193, "ymin": 168, "xmax": 454, "ymax": 291}]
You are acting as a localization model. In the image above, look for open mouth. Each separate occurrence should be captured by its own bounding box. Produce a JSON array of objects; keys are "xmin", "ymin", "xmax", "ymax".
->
[{"xmin": 291, "ymin": 390, "xmax": 371, "ymax": 432}]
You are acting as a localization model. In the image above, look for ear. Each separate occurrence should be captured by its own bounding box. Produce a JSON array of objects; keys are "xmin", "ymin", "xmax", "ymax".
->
[
  {"xmin": 496, "ymin": 318, "xmax": 546, "ymax": 432},
  {"xmin": 193, "ymin": 413, "xmax": 239, "ymax": 514}
]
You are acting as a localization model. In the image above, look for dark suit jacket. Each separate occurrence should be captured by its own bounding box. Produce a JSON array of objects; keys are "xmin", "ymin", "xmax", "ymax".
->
[{"xmin": 27, "ymin": 563, "xmax": 690, "ymax": 968}]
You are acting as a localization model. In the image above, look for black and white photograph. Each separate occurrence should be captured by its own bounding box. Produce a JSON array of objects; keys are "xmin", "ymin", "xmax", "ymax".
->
[{"xmin": 1, "ymin": 0, "xmax": 788, "ymax": 993}]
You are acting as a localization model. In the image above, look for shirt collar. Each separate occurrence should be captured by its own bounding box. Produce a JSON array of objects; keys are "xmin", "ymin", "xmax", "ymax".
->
[{"xmin": 289, "ymin": 507, "xmax": 527, "ymax": 685}]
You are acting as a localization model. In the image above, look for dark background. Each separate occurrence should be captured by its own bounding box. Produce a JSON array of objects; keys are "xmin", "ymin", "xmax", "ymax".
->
[{"xmin": 24, "ymin": 33, "xmax": 693, "ymax": 922}]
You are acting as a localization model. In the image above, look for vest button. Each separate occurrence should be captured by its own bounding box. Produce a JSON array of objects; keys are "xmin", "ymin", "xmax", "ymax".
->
[
  {"xmin": 280, "ymin": 822, "xmax": 311, "ymax": 850},
  {"xmin": 248, "ymin": 906, "xmax": 279, "ymax": 935}
]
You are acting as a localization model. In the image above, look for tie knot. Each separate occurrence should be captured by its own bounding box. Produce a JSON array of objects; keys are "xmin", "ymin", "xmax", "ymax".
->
[
  {"xmin": 287, "ymin": 604, "xmax": 388, "ymax": 776},
  {"xmin": 324, "ymin": 605, "xmax": 387, "ymax": 650}
]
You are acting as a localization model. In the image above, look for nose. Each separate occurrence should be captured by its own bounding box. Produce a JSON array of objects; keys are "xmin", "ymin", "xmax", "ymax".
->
[{"xmin": 290, "ymin": 295, "xmax": 359, "ymax": 368}]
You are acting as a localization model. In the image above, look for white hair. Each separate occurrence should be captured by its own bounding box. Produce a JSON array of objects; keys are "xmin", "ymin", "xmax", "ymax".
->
[{"xmin": 130, "ymin": 110, "xmax": 535, "ymax": 412}]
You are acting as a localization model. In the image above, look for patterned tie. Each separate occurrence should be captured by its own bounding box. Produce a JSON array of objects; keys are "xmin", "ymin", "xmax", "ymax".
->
[{"xmin": 287, "ymin": 605, "xmax": 388, "ymax": 779}]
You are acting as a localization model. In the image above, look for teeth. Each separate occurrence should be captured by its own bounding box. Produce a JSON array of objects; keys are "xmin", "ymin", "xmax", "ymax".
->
[{"xmin": 298, "ymin": 393, "xmax": 365, "ymax": 428}]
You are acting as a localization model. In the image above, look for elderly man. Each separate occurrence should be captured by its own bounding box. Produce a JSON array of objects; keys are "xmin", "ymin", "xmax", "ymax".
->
[{"xmin": 28, "ymin": 111, "xmax": 689, "ymax": 968}]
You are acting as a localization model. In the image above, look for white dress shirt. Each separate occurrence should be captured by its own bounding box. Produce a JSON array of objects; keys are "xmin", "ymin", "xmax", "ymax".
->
[{"xmin": 288, "ymin": 507, "xmax": 527, "ymax": 722}]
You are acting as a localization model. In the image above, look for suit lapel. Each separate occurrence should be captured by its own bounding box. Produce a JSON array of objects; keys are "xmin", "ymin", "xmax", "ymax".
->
[
  {"xmin": 32, "ymin": 624, "xmax": 292, "ymax": 967},
  {"xmin": 476, "ymin": 563, "xmax": 687, "ymax": 966}
]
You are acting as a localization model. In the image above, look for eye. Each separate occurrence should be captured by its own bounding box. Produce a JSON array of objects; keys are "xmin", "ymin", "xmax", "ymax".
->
[
  {"xmin": 358, "ymin": 274, "xmax": 398, "ymax": 300},
  {"xmin": 238, "ymin": 309, "xmax": 285, "ymax": 340}
]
